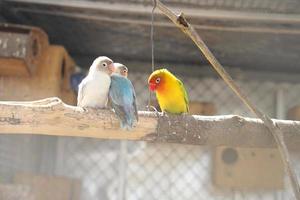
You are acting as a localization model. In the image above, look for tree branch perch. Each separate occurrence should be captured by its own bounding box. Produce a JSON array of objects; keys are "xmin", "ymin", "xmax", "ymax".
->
[{"xmin": 1, "ymin": 97, "xmax": 300, "ymax": 150}]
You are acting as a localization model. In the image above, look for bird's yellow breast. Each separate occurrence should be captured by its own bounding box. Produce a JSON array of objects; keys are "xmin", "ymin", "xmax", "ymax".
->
[{"xmin": 156, "ymin": 77, "xmax": 188, "ymax": 114}]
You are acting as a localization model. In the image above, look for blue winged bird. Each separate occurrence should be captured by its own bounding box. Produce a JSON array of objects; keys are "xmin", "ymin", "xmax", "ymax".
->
[{"xmin": 109, "ymin": 63, "xmax": 138, "ymax": 130}]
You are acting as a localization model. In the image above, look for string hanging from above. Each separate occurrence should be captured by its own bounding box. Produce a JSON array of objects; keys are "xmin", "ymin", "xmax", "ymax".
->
[{"xmin": 147, "ymin": 0, "xmax": 157, "ymax": 111}]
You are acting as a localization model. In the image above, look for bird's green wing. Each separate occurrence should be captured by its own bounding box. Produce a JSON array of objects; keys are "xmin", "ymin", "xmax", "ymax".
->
[{"xmin": 177, "ymin": 79, "xmax": 189, "ymax": 113}]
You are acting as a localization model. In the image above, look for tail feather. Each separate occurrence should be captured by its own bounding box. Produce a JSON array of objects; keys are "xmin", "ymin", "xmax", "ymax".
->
[{"xmin": 113, "ymin": 105, "xmax": 136, "ymax": 130}]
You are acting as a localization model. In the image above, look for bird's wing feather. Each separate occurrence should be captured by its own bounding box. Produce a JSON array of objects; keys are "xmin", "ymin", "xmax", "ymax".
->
[
  {"xmin": 109, "ymin": 76, "xmax": 127, "ymax": 105},
  {"xmin": 110, "ymin": 99, "xmax": 128, "ymax": 123},
  {"xmin": 109, "ymin": 78, "xmax": 126, "ymax": 123},
  {"xmin": 109, "ymin": 76, "xmax": 134, "ymax": 105},
  {"xmin": 109, "ymin": 75, "xmax": 134, "ymax": 128},
  {"xmin": 177, "ymin": 79, "xmax": 189, "ymax": 113},
  {"xmin": 109, "ymin": 75, "xmax": 138, "ymax": 124}
]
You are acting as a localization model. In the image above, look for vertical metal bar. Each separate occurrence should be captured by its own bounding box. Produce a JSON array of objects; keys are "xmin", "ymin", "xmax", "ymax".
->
[
  {"xmin": 39, "ymin": 136, "xmax": 56, "ymax": 174},
  {"xmin": 118, "ymin": 141, "xmax": 127, "ymax": 200},
  {"xmin": 276, "ymin": 87, "xmax": 285, "ymax": 120},
  {"xmin": 276, "ymin": 87, "xmax": 287, "ymax": 200},
  {"xmin": 54, "ymin": 137, "xmax": 66, "ymax": 175}
]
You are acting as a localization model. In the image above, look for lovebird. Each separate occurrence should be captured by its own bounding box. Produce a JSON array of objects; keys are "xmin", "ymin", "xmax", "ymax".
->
[
  {"xmin": 77, "ymin": 56, "xmax": 115, "ymax": 108},
  {"xmin": 148, "ymin": 68, "xmax": 189, "ymax": 114},
  {"xmin": 109, "ymin": 63, "xmax": 138, "ymax": 129}
]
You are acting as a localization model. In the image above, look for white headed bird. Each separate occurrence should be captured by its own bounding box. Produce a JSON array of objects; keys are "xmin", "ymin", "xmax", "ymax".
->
[{"xmin": 77, "ymin": 56, "xmax": 115, "ymax": 108}]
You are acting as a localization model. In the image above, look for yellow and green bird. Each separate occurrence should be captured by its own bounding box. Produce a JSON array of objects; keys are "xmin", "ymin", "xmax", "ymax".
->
[{"xmin": 148, "ymin": 69, "xmax": 189, "ymax": 114}]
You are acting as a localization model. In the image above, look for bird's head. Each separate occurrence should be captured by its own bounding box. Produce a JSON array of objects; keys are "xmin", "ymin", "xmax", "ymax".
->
[
  {"xmin": 114, "ymin": 63, "xmax": 128, "ymax": 78},
  {"xmin": 90, "ymin": 56, "xmax": 115, "ymax": 75},
  {"xmin": 148, "ymin": 69, "xmax": 169, "ymax": 92}
]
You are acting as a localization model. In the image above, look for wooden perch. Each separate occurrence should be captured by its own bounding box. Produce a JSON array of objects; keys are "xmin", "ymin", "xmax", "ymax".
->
[{"xmin": 1, "ymin": 97, "xmax": 300, "ymax": 149}]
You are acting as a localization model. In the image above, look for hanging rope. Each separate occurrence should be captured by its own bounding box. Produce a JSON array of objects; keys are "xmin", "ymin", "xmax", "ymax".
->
[
  {"xmin": 147, "ymin": 0, "xmax": 157, "ymax": 111},
  {"xmin": 151, "ymin": 0, "xmax": 156, "ymax": 73}
]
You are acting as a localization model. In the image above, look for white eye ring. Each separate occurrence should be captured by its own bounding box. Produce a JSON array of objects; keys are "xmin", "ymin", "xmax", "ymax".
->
[
  {"xmin": 102, "ymin": 63, "xmax": 107, "ymax": 67},
  {"xmin": 156, "ymin": 78, "xmax": 160, "ymax": 83},
  {"xmin": 123, "ymin": 70, "xmax": 127, "ymax": 73}
]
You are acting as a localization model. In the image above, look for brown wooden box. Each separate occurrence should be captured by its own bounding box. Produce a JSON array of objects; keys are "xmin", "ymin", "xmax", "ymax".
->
[
  {"xmin": 14, "ymin": 173, "xmax": 81, "ymax": 200},
  {"xmin": 287, "ymin": 105, "xmax": 300, "ymax": 121},
  {"xmin": 0, "ymin": 23, "xmax": 49, "ymax": 76},
  {"xmin": 213, "ymin": 146, "xmax": 284, "ymax": 190},
  {"xmin": 189, "ymin": 101, "xmax": 216, "ymax": 115},
  {"xmin": 0, "ymin": 24, "xmax": 77, "ymax": 105}
]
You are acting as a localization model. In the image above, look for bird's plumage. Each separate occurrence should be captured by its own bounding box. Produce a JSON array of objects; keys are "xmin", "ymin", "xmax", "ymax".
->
[
  {"xmin": 77, "ymin": 56, "xmax": 114, "ymax": 108},
  {"xmin": 109, "ymin": 69, "xmax": 138, "ymax": 130},
  {"xmin": 78, "ymin": 72, "xmax": 111, "ymax": 108},
  {"xmin": 148, "ymin": 69, "xmax": 189, "ymax": 114}
]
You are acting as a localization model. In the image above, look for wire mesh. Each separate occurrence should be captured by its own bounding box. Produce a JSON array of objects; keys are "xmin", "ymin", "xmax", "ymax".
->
[{"xmin": 1, "ymin": 0, "xmax": 300, "ymax": 198}]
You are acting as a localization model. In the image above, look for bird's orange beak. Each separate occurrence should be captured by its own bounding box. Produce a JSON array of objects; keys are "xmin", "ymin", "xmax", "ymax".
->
[
  {"xmin": 149, "ymin": 82, "xmax": 156, "ymax": 91},
  {"xmin": 108, "ymin": 63, "xmax": 115, "ymax": 75}
]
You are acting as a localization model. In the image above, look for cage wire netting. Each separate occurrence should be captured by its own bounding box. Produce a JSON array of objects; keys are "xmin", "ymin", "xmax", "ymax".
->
[
  {"xmin": 1, "ymin": 67, "xmax": 300, "ymax": 200},
  {"xmin": 1, "ymin": 0, "xmax": 300, "ymax": 199}
]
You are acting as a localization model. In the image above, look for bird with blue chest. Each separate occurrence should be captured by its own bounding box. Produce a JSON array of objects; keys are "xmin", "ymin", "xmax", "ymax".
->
[{"xmin": 109, "ymin": 63, "xmax": 138, "ymax": 130}]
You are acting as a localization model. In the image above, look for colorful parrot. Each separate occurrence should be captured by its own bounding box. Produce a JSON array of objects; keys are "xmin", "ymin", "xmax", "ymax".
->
[
  {"xmin": 109, "ymin": 63, "xmax": 138, "ymax": 130},
  {"xmin": 148, "ymin": 68, "xmax": 189, "ymax": 114},
  {"xmin": 77, "ymin": 56, "xmax": 115, "ymax": 108}
]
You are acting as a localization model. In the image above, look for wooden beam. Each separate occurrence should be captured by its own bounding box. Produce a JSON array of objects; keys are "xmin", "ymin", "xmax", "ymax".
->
[
  {"xmin": 6, "ymin": 0, "xmax": 300, "ymax": 24},
  {"xmin": 0, "ymin": 97, "xmax": 300, "ymax": 149},
  {"xmin": 6, "ymin": 1, "xmax": 300, "ymax": 35},
  {"xmin": 0, "ymin": 97, "xmax": 156, "ymax": 140}
]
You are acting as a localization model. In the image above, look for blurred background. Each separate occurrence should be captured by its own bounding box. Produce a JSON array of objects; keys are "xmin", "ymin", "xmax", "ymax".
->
[{"xmin": 0, "ymin": 0, "xmax": 300, "ymax": 199}]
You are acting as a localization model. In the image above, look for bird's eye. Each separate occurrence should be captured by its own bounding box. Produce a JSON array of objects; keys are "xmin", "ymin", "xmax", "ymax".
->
[
  {"xmin": 123, "ymin": 70, "xmax": 127, "ymax": 73},
  {"xmin": 155, "ymin": 78, "xmax": 160, "ymax": 83},
  {"xmin": 102, "ymin": 63, "xmax": 108, "ymax": 67}
]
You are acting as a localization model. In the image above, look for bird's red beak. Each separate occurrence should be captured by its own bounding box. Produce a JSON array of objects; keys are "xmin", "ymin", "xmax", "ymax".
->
[
  {"xmin": 149, "ymin": 82, "xmax": 156, "ymax": 91},
  {"xmin": 108, "ymin": 63, "xmax": 115, "ymax": 75}
]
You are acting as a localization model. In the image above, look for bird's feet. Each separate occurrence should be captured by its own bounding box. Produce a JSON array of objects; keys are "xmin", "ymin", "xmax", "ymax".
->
[
  {"xmin": 146, "ymin": 105, "xmax": 162, "ymax": 118},
  {"xmin": 161, "ymin": 111, "xmax": 169, "ymax": 117}
]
